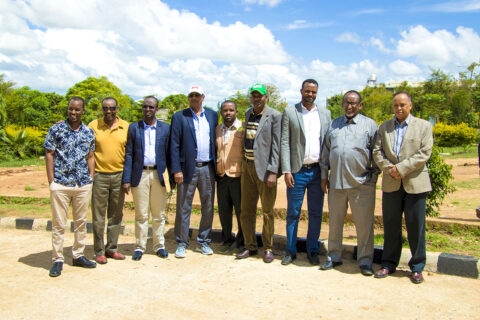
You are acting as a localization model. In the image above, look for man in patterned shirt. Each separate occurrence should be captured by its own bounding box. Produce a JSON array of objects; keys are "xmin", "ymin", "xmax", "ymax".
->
[{"xmin": 44, "ymin": 96, "xmax": 96, "ymax": 277}]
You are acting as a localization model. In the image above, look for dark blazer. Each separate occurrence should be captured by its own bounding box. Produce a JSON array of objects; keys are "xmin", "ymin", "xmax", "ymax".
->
[
  {"xmin": 169, "ymin": 107, "xmax": 218, "ymax": 184},
  {"xmin": 122, "ymin": 120, "xmax": 170, "ymax": 187}
]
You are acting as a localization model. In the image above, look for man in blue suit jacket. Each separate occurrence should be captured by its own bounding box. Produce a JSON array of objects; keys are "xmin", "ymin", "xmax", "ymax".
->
[
  {"xmin": 122, "ymin": 96, "xmax": 171, "ymax": 261},
  {"xmin": 170, "ymin": 86, "xmax": 218, "ymax": 258}
]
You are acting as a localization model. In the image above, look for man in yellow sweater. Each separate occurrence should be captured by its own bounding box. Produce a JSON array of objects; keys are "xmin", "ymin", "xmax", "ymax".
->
[{"xmin": 88, "ymin": 97, "xmax": 129, "ymax": 264}]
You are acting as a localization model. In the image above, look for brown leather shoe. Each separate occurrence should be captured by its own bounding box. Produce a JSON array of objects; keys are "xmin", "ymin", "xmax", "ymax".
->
[
  {"xmin": 374, "ymin": 267, "xmax": 394, "ymax": 278},
  {"xmin": 410, "ymin": 272, "xmax": 424, "ymax": 284},
  {"xmin": 263, "ymin": 250, "xmax": 274, "ymax": 263},
  {"xmin": 235, "ymin": 249, "xmax": 258, "ymax": 259},
  {"xmin": 95, "ymin": 255, "xmax": 107, "ymax": 264},
  {"xmin": 106, "ymin": 251, "xmax": 126, "ymax": 260}
]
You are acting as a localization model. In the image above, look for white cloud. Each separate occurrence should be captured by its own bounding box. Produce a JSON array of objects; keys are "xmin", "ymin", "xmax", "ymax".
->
[
  {"xmin": 429, "ymin": 0, "xmax": 480, "ymax": 12},
  {"xmin": 349, "ymin": 8, "xmax": 384, "ymax": 16},
  {"xmin": 242, "ymin": 0, "xmax": 283, "ymax": 8},
  {"xmin": 335, "ymin": 32, "xmax": 360, "ymax": 43},
  {"xmin": 369, "ymin": 37, "xmax": 392, "ymax": 53},
  {"xmin": 286, "ymin": 20, "xmax": 331, "ymax": 30},
  {"xmin": 396, "ymin": 25, "xmax": 480, "ymax": 69},
  {"xmin": 388, "ymin": 60, "xmax": 422, "ymax": 76}
]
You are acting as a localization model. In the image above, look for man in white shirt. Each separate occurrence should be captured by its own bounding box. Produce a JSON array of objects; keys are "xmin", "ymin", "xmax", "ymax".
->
[{"xmin": 280, "ymin": 79, "xmax": 331, "ymax": 265}]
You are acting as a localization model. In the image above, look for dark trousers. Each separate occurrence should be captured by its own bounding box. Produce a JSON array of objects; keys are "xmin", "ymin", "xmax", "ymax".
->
[
  {"xmin": 217, "ymin": 175, "xmax": 243, "ymax": 246},
  {"xmin": 381, "ymin": 184, "xmax": 427, "ymax": 272}
]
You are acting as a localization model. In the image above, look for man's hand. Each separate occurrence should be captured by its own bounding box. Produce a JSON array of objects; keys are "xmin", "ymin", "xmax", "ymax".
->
[
  {"xmin": 284, "ymin": 173, "xmax": 294, "ymax": 188},
  {"xmin": 321, "ymin": 179, "xmax": 329, "ymax": 194},
  {"xmin": 174, "ymin": 172, "xmax": 184, "ymax": 185},
  {"xmin": 266, "ymin": 173, "xmax": 277, "ymax": 188},
  {"xmin": 122, "ymin": 183, "xmax": 131, "ymax": 195},
  {"xmin": 388, "ymin": 164, "xmax": 402, "ymax": 180}
]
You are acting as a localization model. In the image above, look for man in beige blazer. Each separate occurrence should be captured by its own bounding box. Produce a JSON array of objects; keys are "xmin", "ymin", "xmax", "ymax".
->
[
  {"xmin": 215, "ymin": 100, "xmax": 244, "ymax": 254},
  {"xmin": 373, "ymin": 91, "xmax": 433, "ymax": 284}
]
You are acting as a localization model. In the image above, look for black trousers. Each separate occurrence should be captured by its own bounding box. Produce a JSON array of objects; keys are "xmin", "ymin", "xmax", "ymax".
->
[
  {"xmin": 381, "ymin": 184, "xmax": 427, "ymax": 272},
  {"xmin": 217, "ymin": 175, "xmax": 243, "ymax": 246}
]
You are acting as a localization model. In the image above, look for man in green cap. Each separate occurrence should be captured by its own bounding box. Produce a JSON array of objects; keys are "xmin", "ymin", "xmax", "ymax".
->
[{"xmin": 236, "ymin": 83, "xmax": 282, "ymax": 263}]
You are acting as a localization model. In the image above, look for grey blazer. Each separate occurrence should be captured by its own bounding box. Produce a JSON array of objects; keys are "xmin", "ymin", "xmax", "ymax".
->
[
  {"xmin": 281, "ymin": 103, "xmax": 331, "ymax": 173},
  {"xmin": 244, "ymin": 106, "xmax": 282, "ymax": 182},
  {"xmin": 373, "ymin": 115, "xmax": 433, "ymax": 194}
]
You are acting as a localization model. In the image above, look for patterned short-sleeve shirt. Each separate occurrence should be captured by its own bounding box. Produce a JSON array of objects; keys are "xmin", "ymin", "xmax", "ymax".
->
[{"xmin": 44, "ymin": 120, "xmax": 95, "ymax": 187}]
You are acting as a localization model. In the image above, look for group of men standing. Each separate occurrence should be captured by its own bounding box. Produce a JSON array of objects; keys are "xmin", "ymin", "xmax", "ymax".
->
[{"xmin": 44, "ymin": 80, "xmax": 433, "ymax": 285}]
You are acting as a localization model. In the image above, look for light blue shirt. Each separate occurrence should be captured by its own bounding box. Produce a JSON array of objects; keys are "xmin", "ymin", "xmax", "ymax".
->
[
  {"xmin": 191, "ymin": 108, "xmax": 211, "ymax": 162},
  {"xmin": 143, "ymin": 120, "xmax": 156, "ymax": 166},
  {"xmin": 394, "ymin": 114, "xmax": 412, "ymax": 160}
]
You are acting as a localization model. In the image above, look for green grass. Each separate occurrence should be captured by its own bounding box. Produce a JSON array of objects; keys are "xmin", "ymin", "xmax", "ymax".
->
[
  {"xmin": 24, "ymin": 186, "xmax": 38, "ymax": 191},
  {"xmin": 372, "ymin": 226, "xmax": 480, "ymax": 257},
  {"xmin": 0, "ymin": 157, "xmax": 45, "ymax": 168},
  {"xmin": 453, "ymin": 177, "xmax": 480, "ymax": 190},
  {"xmin": 439, "ymin": 145, "xmax": 478, "ymax": 159}
]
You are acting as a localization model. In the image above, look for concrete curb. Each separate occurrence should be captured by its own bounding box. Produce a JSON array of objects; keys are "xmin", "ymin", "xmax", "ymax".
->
[{"xmin": 1, "ymin": 217, "xmax": 478, "ymax": 279}]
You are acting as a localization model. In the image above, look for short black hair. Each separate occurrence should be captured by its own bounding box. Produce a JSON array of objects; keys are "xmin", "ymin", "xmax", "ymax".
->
[
  {"xmin": 102, "ymin": 97, "xmax": 118, "ymax": 106},
  {"xmin": 144, "ymin": 95, "xmax": 159, "ymax": 107},
  {"xmin": 393, "ymin": 91, "xmax": 412, "ymax": 102},
  {"xmin": 68, "ymin": 96, "xmax": 85, "ymax": 109},
  {"xmin": 220, "ymin": 100, "xmax": 237, "ymax": 111},
  {"xmin": 301, "ymin": 79, "xmax": 318, "ymax": 90},
  {"xmin": 343, "ymin": 90, "xmax": 362, "ymax": 103}
]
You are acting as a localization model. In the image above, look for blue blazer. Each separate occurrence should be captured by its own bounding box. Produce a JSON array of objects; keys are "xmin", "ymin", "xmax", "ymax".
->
[
  {"xmin": 169, "ymin": 107, "xmax": 218, "ymax": 184},
  {"xmin": 122, "ymin": 120, "xmax": 170, "ymax": 187}
]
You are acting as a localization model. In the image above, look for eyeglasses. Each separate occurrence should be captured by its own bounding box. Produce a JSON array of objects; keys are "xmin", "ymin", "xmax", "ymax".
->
[
  {"xmin": 142, "ymin": 105, "xmax": 156, "ymax": 110},
  {"xmin": 344, "ymin": 102, "xmax": 360, "ymax": 107},
  {"xmin": 188, "ymin": 93, "xmax": 202, "ymax": 98},
  {"xmin": 102, "ymin": 106, "xmax": 118, "ymax": 111}
]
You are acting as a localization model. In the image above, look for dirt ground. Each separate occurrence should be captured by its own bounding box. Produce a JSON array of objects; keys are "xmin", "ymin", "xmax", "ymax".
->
[
  {"xmin": 1, "ymin": 157, "xmax": 479, "ymax": 224},
  {"xmin": 0, "ymin": 229, "xmax": 479, "ymax": 320}
]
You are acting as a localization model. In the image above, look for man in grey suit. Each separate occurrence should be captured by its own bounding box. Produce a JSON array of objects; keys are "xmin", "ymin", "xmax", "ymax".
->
[
  {"xmin": 280, "ymin": 79, "xmax": 331, "ymax": 265},
  {"xmin": 235, "ymin": 83, "xmax": 282, "ymax": 263},
  {"xmin": 373, "ymin": 91, "xmax": 433, "ymax": 284},
  {"xmin": 319, "ymin": 90, "xmax": 378, "ymax": 275}
]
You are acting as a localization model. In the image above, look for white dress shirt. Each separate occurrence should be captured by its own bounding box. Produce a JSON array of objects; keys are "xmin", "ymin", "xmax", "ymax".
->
[
  {"xmin": 143, "ymin": 120, "xmax": 156, "ymax": 166},
  {"xmin": 302, "ymin": 104, "xmax": 321, "ymax": 164}
]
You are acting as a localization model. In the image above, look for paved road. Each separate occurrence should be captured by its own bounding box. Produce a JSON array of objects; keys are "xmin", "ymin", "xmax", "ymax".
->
[{"xmin": 0, "ymin": 229, "xmax": 478, "ymax": 320}]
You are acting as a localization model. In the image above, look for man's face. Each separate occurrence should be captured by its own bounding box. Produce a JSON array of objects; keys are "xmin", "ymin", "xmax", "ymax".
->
[
  {"xmin": 102, "ymin": 99, "xmax": 118, "ymax": 123},
  {"xmin": 393, "ymin": 93, "xmax": 412, "ymax": 123},
  {"xmin": 188, "ymin": 92, "xmax": 205, "ymax": 109},
  {"xmin": 342, "ymin": 92, "xmax": 363, "ymax": 119},
  {"xmin": 220, "ymin": 102, "xmax": 237, "ymax": 125},
  {"xmin": 67, "ymin": 100, "xmax": 84, "ymax": 122},
  {"xmin": 300, "ymin": 82, "xmax": 318, "ymax": 106},
  {"xmin": 142, "ymin": 98, "xmax": 158, "ymax": 121},
  {"xmin": 250, "ymin": 91, "xmax": 266, "ymax": 110}
]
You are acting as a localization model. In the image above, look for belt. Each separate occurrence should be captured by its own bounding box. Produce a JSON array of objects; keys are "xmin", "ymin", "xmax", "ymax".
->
[
  {"xmin": 196, "ymin": 161, "xmax": 211, "ymax": 167},
  {"xmin": 302, "ymin": 163, "xmax": 319, "ymax": 169},
  {"xmin": 245, "ymin": 158, "xmax": 254, "ymax": 163},
  {"xmin": 143, "ymin": 165, "xmax": 157, "ymax": 170}
]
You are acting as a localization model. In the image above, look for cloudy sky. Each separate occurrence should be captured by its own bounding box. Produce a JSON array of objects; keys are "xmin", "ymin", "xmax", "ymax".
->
[{"xmin": 1, "ymin": 0, "xmax": 479, "ymax": 108}]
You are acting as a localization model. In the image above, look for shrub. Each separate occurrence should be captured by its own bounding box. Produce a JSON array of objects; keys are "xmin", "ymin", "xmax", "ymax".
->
[
  {"xmin": 426, "ymin": 145, "xmax": 456, "ymax": 217},
  {"xmin": 433, "ymin": 122, "xmax": 476, "ymax": 150},
  {"xmin": 0, "ymin": 125, "xmax": 45, "ymax": 159}
]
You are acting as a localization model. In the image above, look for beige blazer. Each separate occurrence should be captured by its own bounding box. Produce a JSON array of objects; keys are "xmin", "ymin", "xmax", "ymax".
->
[
  {"xmin": 215, "ymin": 122, "xmax": 244, "ymax": 177},
  {"xmin": 373, "ymin": 116, "xmax": 433, "ymax": 193}
]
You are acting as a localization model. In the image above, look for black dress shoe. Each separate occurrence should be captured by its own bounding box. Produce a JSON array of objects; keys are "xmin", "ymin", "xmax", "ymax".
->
[
  {"xmin": 156, "ymin": 248, "xmax": 168, "ymax": 258},
  {"xmin": 235, "ymin": 248, "xmax": 257, "ymax": 259},
  {"xmin": 72, "ymin": 256, "xmax": 96, "ymax": 268},
  {"xmin": 374, "ymin": 267, "xmax": 395, "ymax": 278},
  {"xmin": 306, "ymin": 252, "xmax": 319, "ymax": 265},
  {"xmin": 360, "ymin": 265, "xmax": 374, "ymax": 276},
  {"xmin": 320, "ymin": 260, "xmax": 343, "ymax": 270},
  {"xmin": 132, "ymin": 250, "xmax": 143, "ymax": 261},
  {"xmin": 281, "ymin": 254, "xmax": 296, "ymax": 265},
  {"xmin": 410, "ymin": 271, "xmax": 424, "ymax": 284},
  {"xmin": 49, "ymin": 261, "xmax": 63, "ymax": 277}
]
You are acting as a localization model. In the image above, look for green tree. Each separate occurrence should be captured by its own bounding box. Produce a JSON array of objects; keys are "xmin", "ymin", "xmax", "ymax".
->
[
  {"xmin": 227, "ymin": 91, "xmax": 251, "ymax": 121},
  {"xmin": 63, "ymin": 76, "xmax": 139, "ymax": 124},
  {"xmin": 361, "ymin": 85, "xmax": 393, "ymax": 123},
  {"xmin": 265, "ymin": 84, "xmax": 287, "ymax": 113},
  {"xmin": 426, "ymin": 146, "xmax": 456, "ymax": 217},
  {"xmin": 158, "ymin": 94, "xmax": 188, "ymax": 123},
  {"xmin": 326, "ymin": 93, "xmax": 343, "ymax": 119}
]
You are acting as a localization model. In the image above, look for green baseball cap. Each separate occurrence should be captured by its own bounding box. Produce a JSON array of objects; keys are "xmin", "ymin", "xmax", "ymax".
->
[{"xmin": 249, "ymin": 83, "xmax": 266, "ymax": 95}]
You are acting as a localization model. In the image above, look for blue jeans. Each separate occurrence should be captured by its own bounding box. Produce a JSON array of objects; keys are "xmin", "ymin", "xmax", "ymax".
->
[{"xmin": 285, "ymin": 166, "xmax": 324, "ymax": 255}]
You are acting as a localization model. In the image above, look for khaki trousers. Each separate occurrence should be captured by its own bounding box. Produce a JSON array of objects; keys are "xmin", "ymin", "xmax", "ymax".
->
[
  {"xmin": 131, "ymin": 169, "xmax": 168, "ymax": 252},
  {"xmin": 50, "ymin": 181, "xmax": 93, "ymax": 262},
  {"xmin": 240, "ymin": 160, "xmax": 277, "ymax": 251}
]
